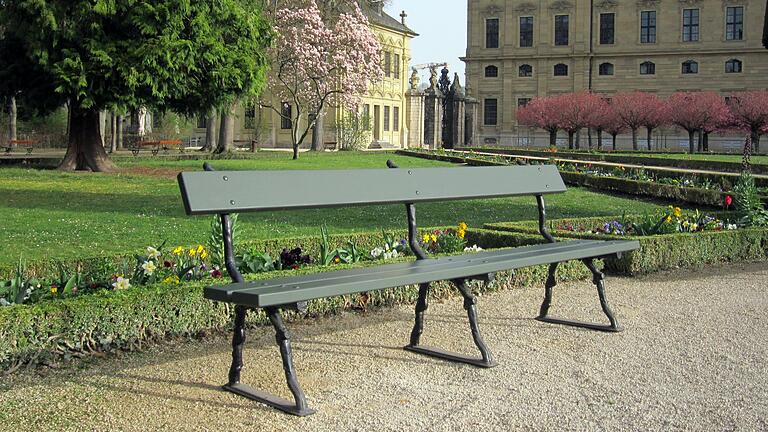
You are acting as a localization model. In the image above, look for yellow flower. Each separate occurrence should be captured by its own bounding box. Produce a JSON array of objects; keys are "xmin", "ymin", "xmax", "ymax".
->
[
  {"xmin": 162, "ymin": 275, "xmax": 180, "ymax": 285},
  {"xmin": 430, "ymin": 234, "xmax": 438, "ymax": 242},
  {"xmin": 457, "ymin": 229, "xmax": 466, "ymax": 239},
  {"xmin": 665, "ymin": 216, "xmax": 672, "ymax": 223},
  {"xmin": 334, "ymin": 257, "xmax": 340, "ymax": 264},
  {"xmin": 188, "ymin": 248, "xmax": 197, "ymax": 257},
  {"xmin": 172, "ymin": 246, "xmax": 184, "ymax": 256},
  {"xmin": 200, "ymin": 250, "xmax": 208, "ymax": 259},
  {"xmin": 422, "ymin": 233, "xmax": 431, "ymax": 243},
  {"xmin": 51, "ymin": 286, "xmax": 58, "ymax": 295},
  {"xmin": 673, "ymin": 207, "xmax": 682, "ymax": 218},
  {"xmin": 458, "ymin": 222, "xmax": 468, "ymax": 231},
  {"xmin": 197, "ymin": 245, "xmax": 205, "ymax": 254}
]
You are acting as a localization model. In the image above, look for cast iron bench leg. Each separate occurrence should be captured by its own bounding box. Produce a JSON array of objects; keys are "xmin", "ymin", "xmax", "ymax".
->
[
  {"xmin": 535, "ymin": 258, "xmax": 622, "ymax": 332},
  {"xmin": 222, "ymin": 305, "xmax": 315, "ymax": 417},
  {"xmin": 405, "ymin": 278, "xmax": 497, "ymax": 368}
]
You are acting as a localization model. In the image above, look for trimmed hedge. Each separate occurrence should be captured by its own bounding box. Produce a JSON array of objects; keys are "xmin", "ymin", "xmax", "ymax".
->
[
  {"xmin": 0, "ymin": 229, "xmax": 593, "ymax": 371},
  {"xmin": 485, "ymin": 216, "xmax": 768, "ymax": 275},
  {"xmin": 456, "ymin": 147, "xmax": 768, "ymax": 176}
]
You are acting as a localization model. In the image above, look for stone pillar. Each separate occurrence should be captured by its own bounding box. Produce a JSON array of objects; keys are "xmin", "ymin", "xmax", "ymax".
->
[
  {"xmin": 423, "ymin": 92, "xmax": 443, "ymax": 149},
  {"xmin": 406, "ymin": 89, "xmax": 425, "ymax": 149},
  {"xmin": 464, "ymin": 97, "xmax": 478, "ymax": 147}
]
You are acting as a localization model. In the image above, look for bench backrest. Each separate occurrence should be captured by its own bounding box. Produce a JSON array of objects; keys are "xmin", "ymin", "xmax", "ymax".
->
[{"xmin": 178, "ymin": 165, "xmax": 566, "ymax": 216}]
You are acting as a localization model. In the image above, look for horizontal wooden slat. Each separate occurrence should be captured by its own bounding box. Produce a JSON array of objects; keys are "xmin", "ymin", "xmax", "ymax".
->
[
  {"xmin": 178, "ymin": 165, "xmax": 566, "ymax": 215},
  {"xmin": 204, "ymin": 240, "xmax": 640, "ymax": 307}
]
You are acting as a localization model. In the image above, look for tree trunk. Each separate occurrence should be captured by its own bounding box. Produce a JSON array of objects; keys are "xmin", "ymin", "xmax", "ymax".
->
[
  {"xmin": 9, "ymin": 97, "xmax": 17, "ymax": 146},
  {"xmin": 568, "ymin": 131, "xmax": 575, "ymax": 150},
  {"xmin": 596, "ymin": 129, "xmax": 603, "ymax": 150},
  {"xmin": 646, "ymin": 127, "xmax": 653, "ymax": 151},
  {"xmin": 754, "ymin": 132, "xmax": 761, "ymax": 154},
  {"xmin": 215, "ymin": 106, "xmax": 235, "ymax": 154},
  {"xmin": 575, "ymin": 130, "xmax": 581, "ymax": 150},
  {"xmin": 549, "ymin": 130, "xmax": 557, "ymax": 148},
  {"xmin": 703, "ymin": 132, "xmax": 710, "ymax": 152},
  {"xmin": 631, "ymin": 128, "xmax": 638, "ymax": 151},
  {"xmin": 58, "ymin": 105, "xmax": 117, "ymax": 172},
  {"xmin": 688, "ymin": 130, "xmax": 695, "ymax": 154},
  {"xmin": 697, "ymin": 130, "xmax": 703, "ymax": 152},
  {"xmin": 311, "ymin": 113, "xmax": 324, "ymax": 151},
  {"xmin": 611, "ymin": 133, "xmax": 618, "ymax": 150},
  {"xmin": 587, "ymin": 129, "xmax": 593, "ymax": 150},
  {"xmin": 109, "ymin": 113, "xmax": 117, "ymax": 153},
  {"xmin": 116, "ymin": 115, "xmax": 124, "ymax": 149},
  {"xmin": 99, "ymin": 110, "xmax": 107, "ymax": 147},
  {"xmin": 202, "ymin": 109, "xmax": 218, "ymax": 151}
]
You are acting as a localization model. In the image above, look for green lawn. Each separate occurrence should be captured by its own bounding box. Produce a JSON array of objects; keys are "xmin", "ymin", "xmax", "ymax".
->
[
  {"xmin": 609, "ymin": 152, "xmax": 768, "ymax": 165},
  {"xmin": 1, "ymin": 151, "xmax": 669, "ymax": 266}
]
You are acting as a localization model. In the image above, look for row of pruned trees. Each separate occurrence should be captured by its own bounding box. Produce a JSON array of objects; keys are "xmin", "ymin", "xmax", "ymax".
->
[{"xmin": 516, "ymin": 90, "xmax": 768, "ymax": 157}]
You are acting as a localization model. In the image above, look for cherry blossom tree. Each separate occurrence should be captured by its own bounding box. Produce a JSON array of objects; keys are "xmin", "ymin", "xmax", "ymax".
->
[
  {"xmin": 264, "ymin": 0, "xmax": 382, "ymax": 160},
  {"xmin": 637, "ymin": 93, "xmax": 667, "ymax": 151},
  {"xmin": 666, "ymin": 91, "xmax": 731, "ymax": 154},
  {"xmin": 728, "ymin": 90, "xmax": 768, "ymax": 157},
  {"xmin": 612, "ymin": 91, "xmax": 665, "ymax": 151},
  {"xmin": 516, "ymin": 96, "xmax": 561, "ymax": 148},
  {"xmin": 555, "ymin": 92, "xmax": 603, "ymax": 150},
  {"xmin": 586, "ymin": 97, "xmax": 617, "ymax": 150}
]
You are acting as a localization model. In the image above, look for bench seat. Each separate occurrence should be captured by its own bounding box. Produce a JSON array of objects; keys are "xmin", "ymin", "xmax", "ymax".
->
[{"xmin": 206, "ymin": 239, "xmax": 638, "ymax": 307}]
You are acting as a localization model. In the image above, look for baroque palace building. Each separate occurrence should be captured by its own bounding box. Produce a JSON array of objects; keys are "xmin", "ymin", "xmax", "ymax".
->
[
  {"xmin": 463, "ymin": 0, "xmax": 768, "ymax": 151},
  {"xmin": 190, "ymin": 2, "xmax": 417, "ymax": 150}
]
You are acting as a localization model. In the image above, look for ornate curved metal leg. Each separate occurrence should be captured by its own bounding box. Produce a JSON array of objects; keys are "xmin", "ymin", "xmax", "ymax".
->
[
  {"xmin": 537, "ymin": 263, "xmax": 559, "ymax": 319},
  {"xmin": 408, "ymin": 283, "xmax": 430, "ymax": 346},
  {"xmin": 405, "ymin": 279, "xmax": 497, "ymax": 368},
  {"xmin": 222, "ymin": 307, "xmax": 315, "ymax": 416},
  {"xmin": 583, "ymin": 259, "xmax": 621, "ymax": 331},
  {"xmin": 227, "ymin": 305, "xmax": 248, "ymax": 385},
  {"xmin": 535, "ymin": 259, "xmax": 622, "ymax": 333}
]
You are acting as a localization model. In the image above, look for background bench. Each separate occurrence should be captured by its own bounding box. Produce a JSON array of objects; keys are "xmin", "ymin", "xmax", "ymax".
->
[
  {"xmin": 131, "ymin": 139, "xmax": 184, "ymax": 156},
  {"xmin": 3, "ymin": 140, "xmax": 35, "ymax": 154},
  {"xmin": 177, "ymin": 161, "xmax": 639, "ymax": 416}
]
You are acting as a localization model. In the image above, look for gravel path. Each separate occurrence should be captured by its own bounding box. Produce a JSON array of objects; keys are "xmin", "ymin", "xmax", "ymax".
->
[{"xmin": 2, "ymin": 262, "xmax": 767, "ymax": 431}]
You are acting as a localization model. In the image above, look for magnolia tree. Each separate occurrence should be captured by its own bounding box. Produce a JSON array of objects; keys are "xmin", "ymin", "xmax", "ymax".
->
[
  {"xmin": 516, "ymin": 97, "xmax": 561, "ymax": 147},
  {"xmin": 265, "ymin": 0, "xmax": 382, "ymax": 160},
  {"xmin": 666, "ymin": 92, "xmax": 731, "ymax": 154},
  {"xmin": 728, "ymin": 91, "xmax": 768, "ymax": 158},
  {"xmin": 555, "ymin": 92, "xmax": 603, "ymax": 150}
]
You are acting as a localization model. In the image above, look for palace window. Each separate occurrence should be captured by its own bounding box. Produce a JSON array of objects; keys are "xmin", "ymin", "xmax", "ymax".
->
[
  {"xmin": 600, "ymin": 13, "xmax": 615, "ymax": 44},
  {"xmin": 682, "ymin": 60, "xmax": 698, "ymax": 74},
  {"xmin": 517, "ymin": 98, "xmax": 531, "ymax": 107},
  {"xmin": 196, "ymin": 116, "xmax": 206, "ymax": 129},
  {"xmin": 725, "ymin": 58, "xmax": 743, "ymax": 73},
  {"xmin": 486, "ymin": 18, "xmax": 499, "ymax": 48},
  {"xmin": 383, "ymin": 106, "xmax": 390, "ymax": 131},
  {"xmin": 640, "ymin": 11, "xmax": 656, "ymax": 43},
  {"xmin": 244, "ymin": 103, "xmax": 256, "ymax": 129},
  {"xmin": 554, "ymin": 15, "xmax": 569, "ymax": 46},
  {"xmin": 640, "ymin": 61, "xmax": 656, "ymax": 75},
  {"xmin": 384, "ymin": 51, "xmax": 391, "ymax": 77},
  {"xmin": 484, "ymin": 99, "xmax": 498, "ymax": 126},
  {"xmin": 682, "ymin": 9, "xmax": 699, "ymax": 42},
  {"xmin": 599, "ymin": 62, "xmax": 614, "ymax": 76},
  {"xmin": 553, "ymin": 63, "xmax": 568, "ymax": 76},
  {"xmin": 393, "ymin": 107, "xmax": 400, "ymax": 132},
  {"xmin": 485, "ymin": 65, "xmax": 499, "ymax": 78},
  {"xmin": 726, "ymin": 6, "xmax": 744, "ymax": 40},
  {"xmin": 394, "ymin": 54, "xmax": 401, "ymax": 79},
  {"xmin": 281, "ymin": 102, "xmax": 292, "ymax": 129},
  {"xmin": 519, "ymin": 64, "xmax": 533, "ymax": 77},
  {"xmin": 362, "ymin": 104, "xmax": 371, "ymax": 130},
  {"xmin": 520, "ymin": 16, "xmax": 534, "ymax": 47}
]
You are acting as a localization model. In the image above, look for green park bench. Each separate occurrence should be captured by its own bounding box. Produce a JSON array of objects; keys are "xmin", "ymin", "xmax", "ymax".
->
[{"xmin": 177, "ymin": 161, "xmax": 640, "ymax": 416}]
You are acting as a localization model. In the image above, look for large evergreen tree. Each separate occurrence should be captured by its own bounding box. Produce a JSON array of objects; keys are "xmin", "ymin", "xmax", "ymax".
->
[{"xmin": 0, "ymin": 0, "xmax": 272, "ymax": 171}]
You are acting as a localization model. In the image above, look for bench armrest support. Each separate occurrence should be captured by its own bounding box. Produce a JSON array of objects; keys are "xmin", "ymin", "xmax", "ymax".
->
[
  {"xmin": 388, "ymin": 160, "xmax": 429, "ymax": 260},
  {"xmin": 205, "ymin": 163, "xmax": 245, "ymax": 284},
  {"xmin": 536, "ymin": 194, "xmax": 556, "ymax": 244}
]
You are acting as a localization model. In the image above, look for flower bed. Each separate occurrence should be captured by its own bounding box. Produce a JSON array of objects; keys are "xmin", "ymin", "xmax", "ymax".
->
[
  {"xmin": 398, "ymin": 149, "xmax": 765, "ymax": 207},
  {"xmin": 0, "ymin": 226, "xmax": 593, "ymax": 371},
  {"xmin": 483, "ymin": 212, "xmax": 768, "ymax": 275}
]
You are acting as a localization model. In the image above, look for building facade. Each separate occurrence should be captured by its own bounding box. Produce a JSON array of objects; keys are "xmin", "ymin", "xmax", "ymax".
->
[
  {"xmin": 191, "ymin": 3, "xmax": 417, "ymax": 150},
  {"xmin": 463, "ymin": 0, "xmax": 768, "ymax": 151}
]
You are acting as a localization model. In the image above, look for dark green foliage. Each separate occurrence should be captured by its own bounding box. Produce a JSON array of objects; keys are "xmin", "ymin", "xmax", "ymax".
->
[
  {"xmin": 0, "ymin": 0, "xmax": 272, "ymax": 115},
  {"xmin": 733, "ymin": 171, "xmax": 768, "ymax": 227},
  {"xmin": 486, "ymin": 216, "xmax": 768, "ymax": 275}
]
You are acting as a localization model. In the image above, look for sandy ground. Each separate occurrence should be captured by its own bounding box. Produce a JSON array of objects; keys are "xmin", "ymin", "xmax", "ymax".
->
[{"xmin": 1, "ymin": 262, "xmax": 767, "ymax": 432}]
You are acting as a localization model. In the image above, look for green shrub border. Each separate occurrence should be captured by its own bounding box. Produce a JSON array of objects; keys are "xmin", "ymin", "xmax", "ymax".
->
[
  {"xmin": 484, "ymin": 216, "xmax": 768, "ymax": 275},
  {"xmin": 0, "ymin": 228, "xmax": 593, "ymax": 372},
  {"xmin": 455, "ymin": 146, "xmax": 768, "ymax": 177}
]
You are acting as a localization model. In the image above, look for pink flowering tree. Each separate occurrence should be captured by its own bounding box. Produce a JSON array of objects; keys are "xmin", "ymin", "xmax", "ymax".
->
[
  {"xmin": 264, "ymin": 0, "xmax": 382, "ymax": 159},
  {"xmin": 637, "ymin": 93, "xmax": 667, "ymax": 151},
  {"xmin": 586, "ymin": 97, "xmax": 616, "ymax": 150},
  {"xmin": 612, "ymin": 91, "xmax": 665, "ymax": 151},
  {"xmin": 555, "ymin": 92, "xmax": 604, "ymax": 150},
  {"xmin": 728, "ymin": 90, "xmax": 768, "ymax": 157},
  {"xmin": 516, "ymin": 96, "xmax": 561, "ymax": 148},
  {"xmin": 666, "ymin": 92, "xmax": 731, "ymax": 154}
]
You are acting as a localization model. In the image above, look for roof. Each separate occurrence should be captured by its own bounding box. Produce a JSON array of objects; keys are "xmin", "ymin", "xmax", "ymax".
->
[{"xmin": 361, "ymin": 1, "xmax": 418, "ymax": 37}]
